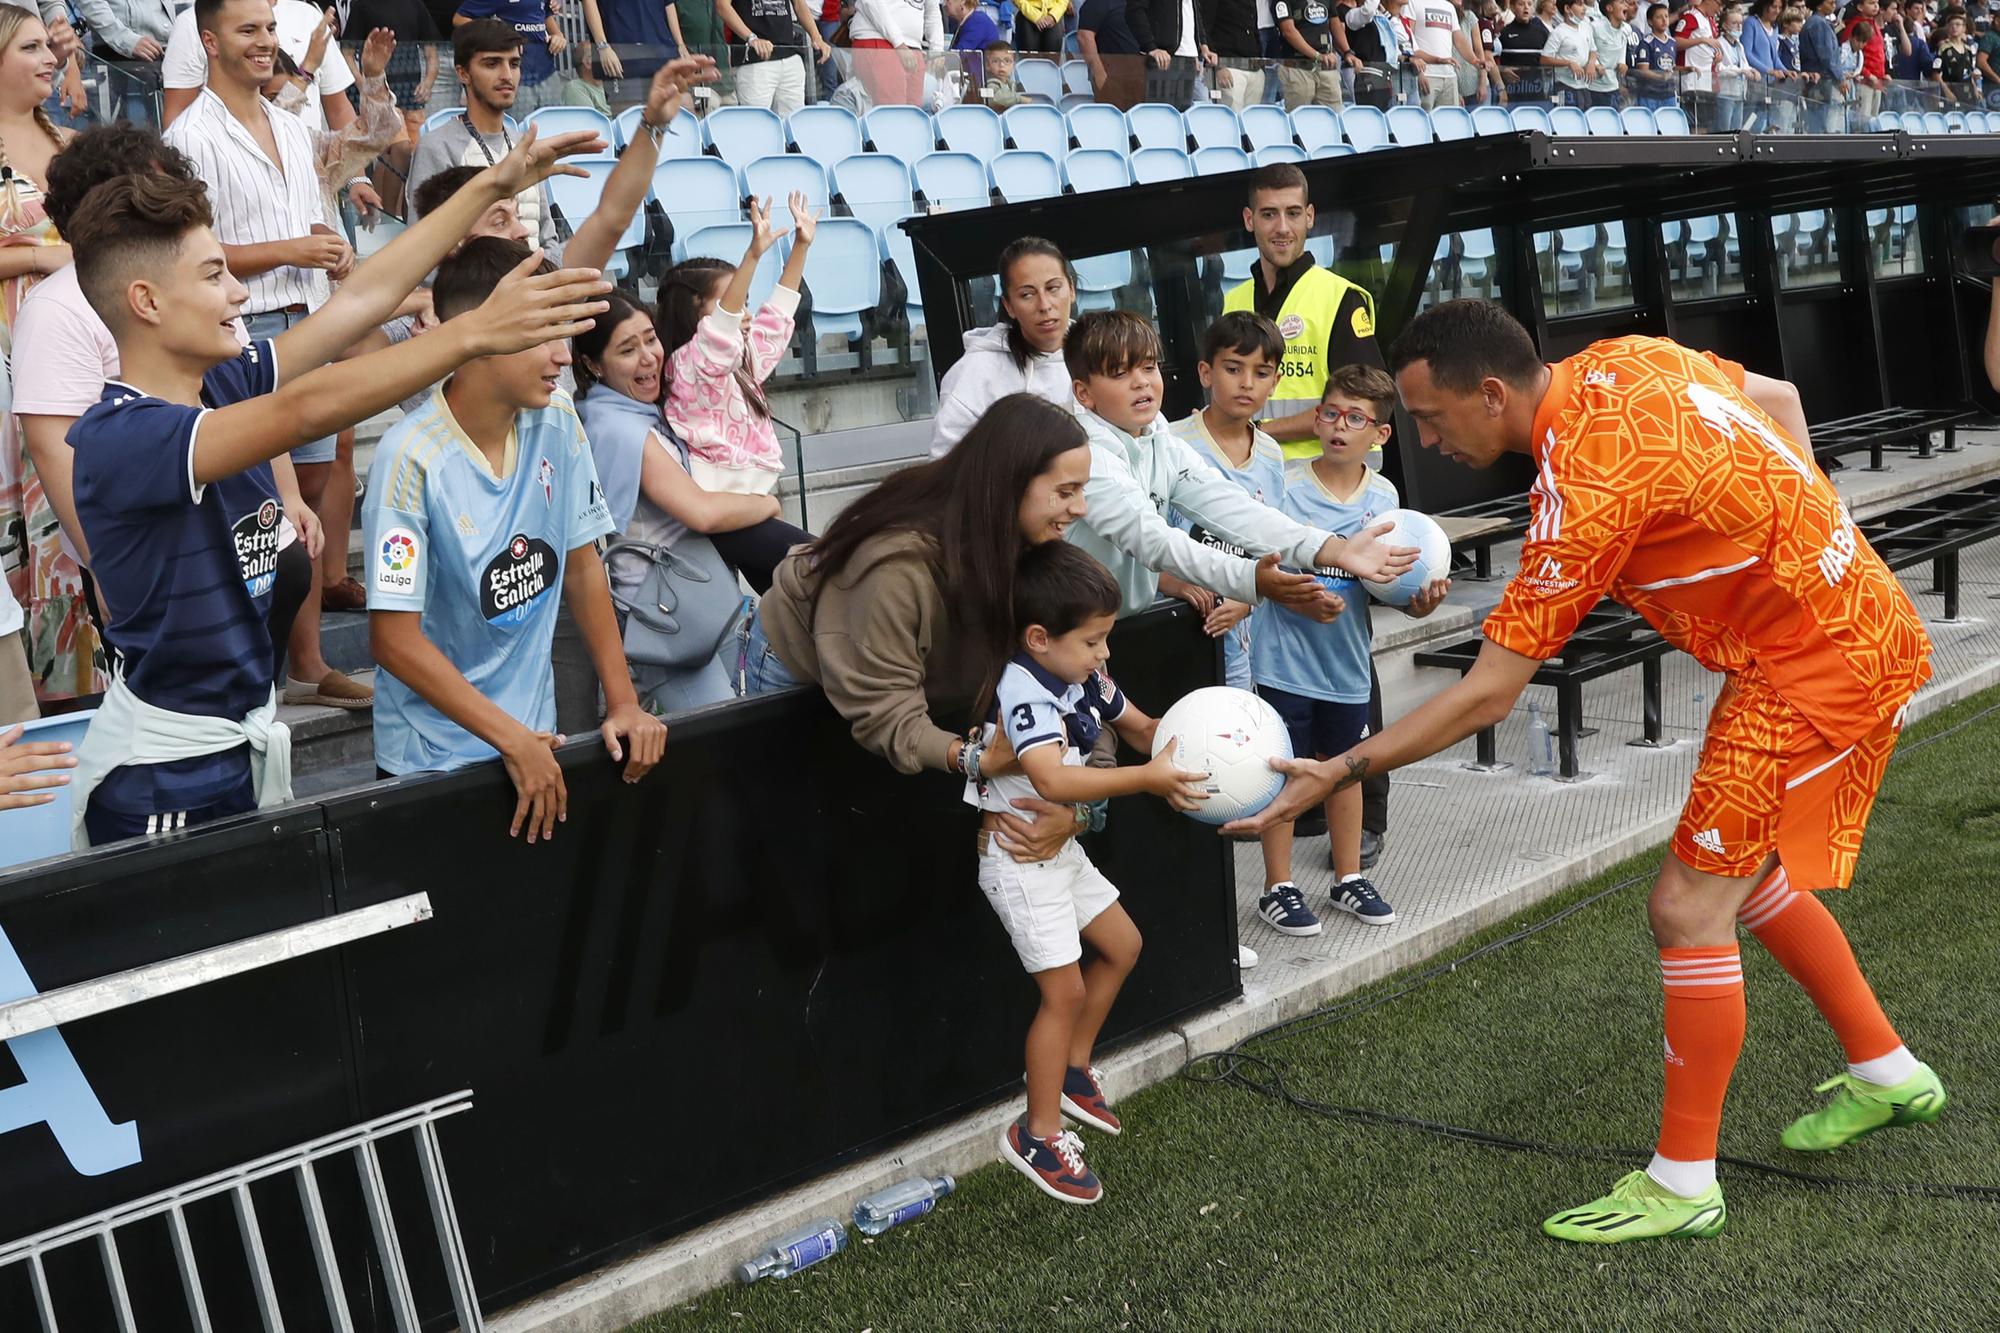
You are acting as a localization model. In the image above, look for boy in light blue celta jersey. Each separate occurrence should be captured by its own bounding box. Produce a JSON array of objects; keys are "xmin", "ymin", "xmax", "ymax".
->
[
  {"xmin": 1252, "ymin": 365, "xmax": 1451, "ymax": 936},
  {"xmin": 363, "ymin": 238, "xmax": 667, "ymax": 842},
  {"xmin": 1166, "ymin": 312, "xmax": 1289, "ymax": 694}
]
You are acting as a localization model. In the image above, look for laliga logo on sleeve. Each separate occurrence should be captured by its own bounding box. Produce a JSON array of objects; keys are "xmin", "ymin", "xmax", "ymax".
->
[{"xmin": 374, "ymin": 526, "xmax": 422, "ymax": 597}]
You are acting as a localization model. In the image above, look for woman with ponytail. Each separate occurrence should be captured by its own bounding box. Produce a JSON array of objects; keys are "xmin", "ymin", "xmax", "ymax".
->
[
  {"xmin": 0, "ymin": 8, "xmax": 89, "ymax": 715},
  {"xmin": 928, "ymin": 236, "xmax": 1077, "ymax": 457}
]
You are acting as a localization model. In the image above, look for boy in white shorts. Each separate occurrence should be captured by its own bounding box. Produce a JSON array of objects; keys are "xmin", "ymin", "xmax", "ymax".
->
[{"xmin": 971, "ymin": 542, "xmax": 1208, "ymax": 1206}]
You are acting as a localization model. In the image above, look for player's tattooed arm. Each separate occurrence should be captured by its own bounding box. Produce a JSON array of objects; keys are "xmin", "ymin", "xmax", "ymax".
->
[{"xmin": 1330, "ymin": 755, "xmax": 1371, "ymax": 794}]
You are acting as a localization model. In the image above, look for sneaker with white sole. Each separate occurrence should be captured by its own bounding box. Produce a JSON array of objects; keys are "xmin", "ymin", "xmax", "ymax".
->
[
  {"xmin": 1258, "ymin": 882, "xmax": 1322, "ymax": 936},
  {"xmin": 1060, "ymin": 1065, "xmax": 1121, "ymax": 1135},
  {"xmin": 1000, "ymin": 1122, "xmax": 1102, "ymax": 1204},
  {"xmin": 1331, "ymin": 875, "xmax": 1397, "ymax": 925}
]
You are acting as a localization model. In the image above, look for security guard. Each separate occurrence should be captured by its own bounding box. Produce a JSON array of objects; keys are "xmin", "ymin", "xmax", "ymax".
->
[{"xmin": 1223, "ymin": 163, "xmax": 1390, "ymax": 467}]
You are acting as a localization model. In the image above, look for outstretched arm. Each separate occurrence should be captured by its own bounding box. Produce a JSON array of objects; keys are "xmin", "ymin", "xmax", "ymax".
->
[
  {"xmin": 1226, "ymin": 637, "xmax": 1541, "ymax": 833},
  {"xmin": 272, "ymin": 125, "xmax": 606, "ymax": 376},
  {"xmin": 564, "ymin": 56, "xmax": 717, "ymax": 272}
]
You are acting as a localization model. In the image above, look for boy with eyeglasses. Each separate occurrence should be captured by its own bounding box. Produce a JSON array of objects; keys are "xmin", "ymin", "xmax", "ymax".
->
[{"xmin": 1251, "ymin": 365, "xmax": 1449, "ymax": 932}]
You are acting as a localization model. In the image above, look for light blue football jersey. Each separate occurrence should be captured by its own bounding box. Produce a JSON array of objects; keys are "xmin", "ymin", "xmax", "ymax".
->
[
  {"xmin": 1251, "ymin": 464, "xmax": 1399, "ymax": 705},
  {"xmin": 1167, "ymin": 413, "xmax": 1287, "ymax": 690},
  {"xmin": 363, "ymin": 386, "xmax": 613, "ymax": 774}
]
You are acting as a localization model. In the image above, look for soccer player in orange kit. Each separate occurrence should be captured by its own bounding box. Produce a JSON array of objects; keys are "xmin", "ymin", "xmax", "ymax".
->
[{"xmin": 1229, "ymin": 299, "xmax": 1947, "ymax": 1243}]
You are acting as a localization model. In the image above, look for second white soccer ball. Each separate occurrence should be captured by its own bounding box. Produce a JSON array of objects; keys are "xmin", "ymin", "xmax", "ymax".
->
[
  {"xmin": 1365, "ymin": 508, "xmax": 1453, "ymax": 608},
  {"xmin": 1151, "ymin": 686, "xmax": 1294, "ymax": 826}
]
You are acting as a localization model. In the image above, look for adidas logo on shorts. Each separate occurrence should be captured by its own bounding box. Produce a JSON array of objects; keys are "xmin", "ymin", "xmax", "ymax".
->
[{"xmin": 1692, "ymin": 828, "xmax": 1726, "ymax": 855}]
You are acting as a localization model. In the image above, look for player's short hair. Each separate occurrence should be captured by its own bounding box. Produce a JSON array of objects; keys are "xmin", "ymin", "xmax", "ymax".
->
[
  {"xmin": 1388, "ymin": 299, "xmax": 1544, "ymax": 393},
  {"xmin": 411, "ymin": 165, "xmax": 485, "ymax": 221},
  {"xmin": 1200, "ymin": 311, "xmax": 1284, "ymax": 367},
  {"xmin": 44, "ymin": 125, "xmax": 196, "ymax": 235},
  {"xmin": 1246, "ymin": 163, "xmax": 1308, "ymax": 207},
  {"xmin": 1065, "ymin": 310, "xmax": 1161, "ymax": 383},
  {"xmin": 433, "ymin": 235, "xmax": 553, "ymax": 322},
  {"xmin": 1325, "ymin": 364, "xmax": 1399, "ymax": 422},
  {"xmin": 67, "ymin": 172, "xmax": 213, "ymax": 331},
  {"xmin": 454, "ymin": 17, "xmax": 524, "ymax": 69},
  {"xmin": 1015, "ymin": 541, "xmax": 1122, "ymax": 640},
  {"xmin": 193, "ymin": 0, "xmax": 252, "ymax": 34}
]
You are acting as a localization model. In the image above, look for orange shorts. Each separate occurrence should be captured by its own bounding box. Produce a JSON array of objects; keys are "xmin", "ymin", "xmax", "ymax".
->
[{"xmin": 1673, "ymin": 677, "xmax": 1906, "ymax": 890}]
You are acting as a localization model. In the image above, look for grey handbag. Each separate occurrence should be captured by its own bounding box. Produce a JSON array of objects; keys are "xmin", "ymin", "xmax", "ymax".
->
[{"xmin": 603, "ymin": 536, "xmax": 743, "ymax": 669}]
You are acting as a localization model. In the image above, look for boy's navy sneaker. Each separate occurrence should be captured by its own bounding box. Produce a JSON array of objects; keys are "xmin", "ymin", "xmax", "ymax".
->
[
  {"xmin": 1331, "ymin": 876, "xmax": 1396, "ymax": 926},
  {"xmin": 1258, "ymin": 882, "xmax": 1322, "ymax": 936},
  {"xmin": 1060, "ymin": 1065, "xmax": 1122, "ymax": 1135},
  {"xmin": 1000, "ymin": 1121, "xmax": 1102, "ymax": 1204}
]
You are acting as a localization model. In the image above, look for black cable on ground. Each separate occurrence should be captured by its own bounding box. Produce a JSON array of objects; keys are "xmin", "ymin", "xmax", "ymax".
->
[{"xmin": 1182, "ymin": 697, "xmax": 2000, "ymax": 1204}]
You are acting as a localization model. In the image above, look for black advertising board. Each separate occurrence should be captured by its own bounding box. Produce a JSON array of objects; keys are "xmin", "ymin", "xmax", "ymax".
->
[{"xmin": 0, "ymin": 605, "xmax": 1237, "ymax": 1326}]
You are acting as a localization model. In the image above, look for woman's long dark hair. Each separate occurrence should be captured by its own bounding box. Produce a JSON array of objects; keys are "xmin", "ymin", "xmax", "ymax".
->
[
  {"xmin": 996, "ymin": 236, "xmax": 1076, "ymax": 374},
  {"xmin": 805, "ymin": 393, "xmax": 1089, "ymax": 717},
  {"xmin": 656, "ymin": 258, "xmax": 772, "ymax": 418},
  {"xmin": 571, "ymin": 287, "xmax": 652, "ymax": 399}
]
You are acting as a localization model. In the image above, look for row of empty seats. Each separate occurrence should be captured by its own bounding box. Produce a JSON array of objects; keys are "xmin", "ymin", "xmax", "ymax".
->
[{"xmin": 1869, "ymin": 108, "xmax": 2000, "ymax": 135}]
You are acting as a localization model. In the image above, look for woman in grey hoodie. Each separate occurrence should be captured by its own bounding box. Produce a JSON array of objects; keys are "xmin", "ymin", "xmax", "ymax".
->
[{"xmin": 930, "ymin": 238, "xmax": 1079, "ymax": 456}]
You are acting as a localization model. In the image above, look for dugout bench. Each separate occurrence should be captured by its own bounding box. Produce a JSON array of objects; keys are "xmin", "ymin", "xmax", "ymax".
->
[{"xmin": 1412, "ymin": 477, "xmax": 2000, "ymax": 780}]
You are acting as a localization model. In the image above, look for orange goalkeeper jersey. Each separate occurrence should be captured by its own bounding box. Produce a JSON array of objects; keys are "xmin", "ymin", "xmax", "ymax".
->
[{"xmin": 1482, "ymin": 336, "xmax": 1931, "ymax": 749}]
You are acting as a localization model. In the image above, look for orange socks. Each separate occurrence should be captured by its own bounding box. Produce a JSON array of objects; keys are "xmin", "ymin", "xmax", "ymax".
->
[
  {"xmin": 1656, "ymin": 946, "xmax": 1746, "ymax": 1167},
  {"xmin": 1738, "ymin": 867, "xmax": 1902, "ymax": 1066}
]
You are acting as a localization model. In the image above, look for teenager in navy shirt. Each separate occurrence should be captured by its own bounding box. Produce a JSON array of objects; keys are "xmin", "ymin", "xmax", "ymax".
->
[{"xmin": 62, "ymin": 129, "xmax": 614, "ymax": 846}]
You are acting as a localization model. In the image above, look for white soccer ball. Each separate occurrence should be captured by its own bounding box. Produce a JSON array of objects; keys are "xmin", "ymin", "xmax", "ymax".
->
[
  {"xmin": 1365, "ymin": 507, "xmax": 1453, "ymax": 608},
  {"xmin": 1150, "ymin": 686, "xmax": 1294, "ymax": 826}
]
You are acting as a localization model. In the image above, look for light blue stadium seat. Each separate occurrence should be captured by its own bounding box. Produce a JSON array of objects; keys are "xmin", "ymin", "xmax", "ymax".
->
[
  {"xmin": 1921, "ymin": 110, "xmax": 1949, "ymax": 136},
  {"xmin": 1062, "ymin": 147, "xmax": 1133, "ymax": 192},
  {"xmin": 526, "ymin": 105, "xmax": 615, "ymax": 150},
  {"xmin": 863, "ymin": 105, "xmax": 938, "ymax": 165},
  {"xmin": 1067, "ymin": 101, "xmax": 1129, "ymax": 151},
  {"xmin": 1241, "ymin": 104, "xmax": 1296, "ymax": 153},
  {"xmin": 1471, "ymin": 104, "xmax": 1514, "ymax": 135},
  {"xmin": 1073, "ymin": 249, "xmax": 1134, "ymax": 311},
  {"xmin": 879, "ymin": 221, "xmax": 924, "ymax": 335},
  {"xmin": 1058, "ymin": 92, "xmax": 1093, "ymax": 115},
  {"xmin": 653, "ymin": 158, "xmax": 743, "ymax": 260},
  {"xmin": 1458, "ymin": 228, "xmax": 1496, "ymax": 291},
  {"xmin": 1017, "ymin": 56, "xmax": 1064, "ymax": 102},
  {"xmin": 1126, "ymin": 102, "xmax": 1186, "ymax": 150},
  {"xmin": 1306, "ymin": 234, "xmax": 1334, "ymax": 267},
  {"xmin": 743, "ymin": 154, "xmax": 831, "ymax": 210},
  {"xmin": 681, "ymin": 223, "xmax": 779, "ymax": 307},
  {"xmin": 705, "ymin": 106, "xmax": 788, "ymax": 170},
  {"xmin": 1430, "ymin": 105, "xmax": 1474, "ymax": 141},
  {"xmin": 1061, "ymin": 59, "xmax": 1094, "ymax": 97},
  {"xmin": 1185, "ymin": 103, "xmax": 1243, "ymax": 151},
  {"xmin": 990, "ymin": 149, "xmax": 1064, "ymax": 201},
  {"xmin": 1003, "ymin": 103, "xmax": 1069, "ymax": 158},
  {"xmin": 792, "ymin": 218, "xmax": 881, "ymax": 343},
  {"xmin": 1254, "ymin": 143, "xmax": 1307, "ymax": 165},
  {"xmin": 1219, "ymin": 244, "xmax": 1256, "ymax": 285},
  {"xmin": 1584, "ymin": 105, "xmax": 1624, "ymax": 135},
  {"xmin": 1620, "ymin": 105, "xmax": 1659, "ymax": 135},
  {"xmin": 913, "ymin": 151, "xmax": 992, "ymax": 211},
  {"xmin": 1549, "ymin": 105, "xmax": 1589, "ymax": 136},
  {"xmin": 1309, "ymin": 142, "xmax": 1356, "ymax": 158},
  {"xmin": 1192, "ymin": 144, "xmax": 1252, "ymax": 175},
  {"xmin": 1342, "ymin": 105, "xmax": 1390, "ymax": 151},
  {"xmin": 1132, "ymin": 146, "xmax": 1192, "ymax": 182},
  {"xmin": 1291, "ymin": 104, "xmax": 1343, "ymax": 151},
  {"xmin": 1868, "ymin": 110, "xmax": 1902, "ymax": 132},
  {"xmin": 1945, "ymin": 111, "xmax": 1968, "ymax": 133},
  {"xmin": 0, "ymin": 711, "xmax": 91, "ymax": 871},
  {"xmin": 1385, "ymin": 105, "xmax": 1432, "ymax": 146},
  {"xmin": 1510, "ymin": 104, "xmax": 1554, "ymax": 134},
  {"xmin": 935, "ymin": 103, "xmax": 1007, "ymax": 158},
  {"xmin": 545, "ymin": 155, "xmax": 640, "ymax": 276},
  {"xmin": 787, "ymin": 105, "xmax": 863, "ymax": 162},
  {"xmin": 1897, "ymin": 111, "xmax": 1925, "ymax": 134},
  {"xmin": 1963, "ymin": 110, "xmax": 1988, "ymax": 133},
  {"xmin": 1654, "ymin": 105, "xmax": 1691, "ymax": 134},
  {"xmin": 832, "ymin": 153, "xmax": 917, "ymax": 231}
]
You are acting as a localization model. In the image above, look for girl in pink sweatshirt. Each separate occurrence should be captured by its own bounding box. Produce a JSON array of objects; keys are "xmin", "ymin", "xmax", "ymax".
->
[{"xmin": 657, "ymin": 192, "xmax": 817, "ymax": 495}]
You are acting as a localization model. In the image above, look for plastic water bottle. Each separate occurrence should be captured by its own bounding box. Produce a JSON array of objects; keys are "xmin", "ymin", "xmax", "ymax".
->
[
  {"xmin": 853, "ymin": 1176, "xmax": 955, "ymax": 1236},
  {"xmin": 1527, "ymin": 700, "xmax": 1555, "ymax": 777},
  {"xmin": 733, "ymin": 1217, "xmax": 848, "ymax": 1284}
]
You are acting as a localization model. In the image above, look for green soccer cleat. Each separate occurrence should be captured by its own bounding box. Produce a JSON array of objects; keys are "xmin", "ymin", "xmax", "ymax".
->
[
  {"xmin": 1780, "ymin": 1063, "xmax": 1947, "ymax": 1152},
  {"xmin": 1541, "ymin": 1170, "xmax": 1727, "ymax": 1244}
]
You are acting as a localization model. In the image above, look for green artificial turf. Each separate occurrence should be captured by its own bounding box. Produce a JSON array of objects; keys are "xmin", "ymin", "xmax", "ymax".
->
[{"xmin": 635, "ymin": 688, "xmax": 2000, "ymax": 1332}]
